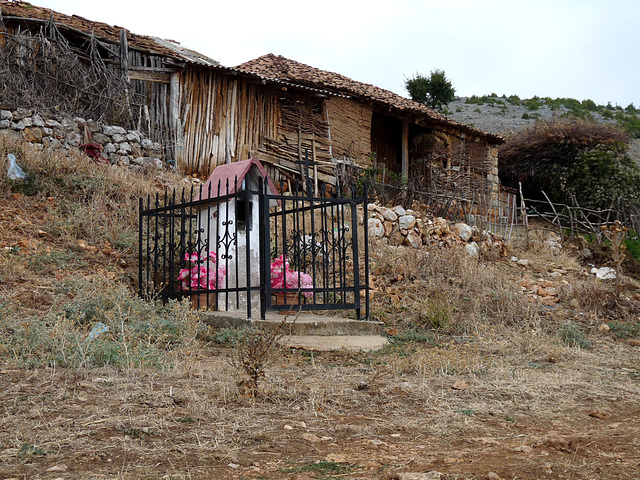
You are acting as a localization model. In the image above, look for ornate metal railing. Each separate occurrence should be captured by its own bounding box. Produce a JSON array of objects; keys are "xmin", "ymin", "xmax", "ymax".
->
[{"xmin": 139, "ymin": 175, "xmax": 369, "ymax": 319}]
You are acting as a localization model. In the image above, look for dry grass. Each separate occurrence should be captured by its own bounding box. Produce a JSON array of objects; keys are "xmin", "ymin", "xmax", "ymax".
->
[{"xmin": 2, "ymin": 140, "xmax": 640, "ymax": 478}]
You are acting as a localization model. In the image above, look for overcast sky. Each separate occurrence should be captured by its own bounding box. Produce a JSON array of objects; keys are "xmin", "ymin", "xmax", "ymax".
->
[{"xmin": 33, "ymin": 0, "xmax": 640, "ymax": 108}]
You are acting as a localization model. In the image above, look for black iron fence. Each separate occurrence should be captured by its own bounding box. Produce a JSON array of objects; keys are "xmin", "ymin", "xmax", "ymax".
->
[{"xmin": 139, "ymin": 176, "xmax": 369, "ymax": 319}]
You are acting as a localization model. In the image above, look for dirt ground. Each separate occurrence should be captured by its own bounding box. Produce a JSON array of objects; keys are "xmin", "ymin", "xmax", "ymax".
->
[{"xmin": 2, "ymin": 331, "xmax": 639, "ymax": 480}]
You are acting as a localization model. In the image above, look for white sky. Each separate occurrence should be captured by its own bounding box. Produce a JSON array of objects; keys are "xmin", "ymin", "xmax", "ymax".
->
[{"xmin": 32, "ymin": 0, "xmax": 640, "ymax": 108}]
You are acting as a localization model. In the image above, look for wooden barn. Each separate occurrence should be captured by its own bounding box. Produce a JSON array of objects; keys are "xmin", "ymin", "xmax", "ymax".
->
[{"xmin": 0, "ymin": 1, "xmax": 503, "ymax": 201}]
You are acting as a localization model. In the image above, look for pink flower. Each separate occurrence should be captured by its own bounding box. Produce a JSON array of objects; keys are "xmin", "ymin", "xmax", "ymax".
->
[
  {"xmin": 270, "ymin": 255, "xmax": 313, "ymax": 298},
  {"xmin": 178, "ymin": 251, "xmax": 226, "ymax": 291}
]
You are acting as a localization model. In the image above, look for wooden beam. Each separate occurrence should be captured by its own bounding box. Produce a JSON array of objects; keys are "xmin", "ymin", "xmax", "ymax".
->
[
  {"xmin": 402, "ymin": 121, "xmax": 409, "ymax": 178},
  {"xmin": 119, "ymin": 28, "xmax": 128, "ymax": 79},
  {"xmin": 129, "ymin": 69, "xmax": 171, "ymax": 83}
]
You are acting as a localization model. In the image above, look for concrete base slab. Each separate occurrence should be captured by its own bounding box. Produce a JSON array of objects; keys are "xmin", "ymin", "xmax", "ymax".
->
[
  {"xmin": 199, "ymin": 310, "xmax": 384, "ymax": 336},
  {"xmin": 279, "ymin": 335, "xmax": 389, "ymax": 352}
]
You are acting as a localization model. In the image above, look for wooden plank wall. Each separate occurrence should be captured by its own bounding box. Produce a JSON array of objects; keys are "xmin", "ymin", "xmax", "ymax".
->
[
  {"xmin": 179, "ymin": 69, "xmax": 279, "ymax": 175},
  {"xmin": 128, "ymin": 53, "xmax": 171, "ymax": 150}
]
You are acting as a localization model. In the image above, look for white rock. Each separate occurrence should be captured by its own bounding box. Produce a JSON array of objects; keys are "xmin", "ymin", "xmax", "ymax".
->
[
  {"xmin": 517, "ymin": 259, "xmax": 531, "ymax": 266},
  {"xmin": 465, "ymin": 241, "xmax": 479, "ymax": 257},
  {"xmin": 393, "ymin": 205, "xmax": 406, "ymax": 216},
  {"xmin": 510, "ymin": 256, "xmax": 518, "ymax": 262},
  {"xmin": 32, "ymin": 114, "xmax": 45, "ymax": 127},
  {"xmin": 453, "ymin": 222, "xmax": 473, "ymax": 242},
  {"xmin": 61, "ymin": 117, "xmax": 76, "ymax": 128},
  {"xmin": 126, "ymin": 131, "xmax": 141, "ymax": 142},
  {"xmin": 398, "ymin": 215, "xmax": 416, "ymax": 230},
  {"xmin": 590, "ymin": 267, "xmax": 598, "ymax": 275},
  {"xmin": 368, "ymin": 218, "xmax": 385, "ymax": 237},
  {"xmin": 0, "ymin": 120, "xmax": 9, "ymax": 129},
  {"xmin": 381, "ymin": 207, "xmax": 398, "ymax": 222},
  {"xmin": 403, "ymin": 230, "xmax": 422, "ymax": 248},
  {"xmin": 45, "ymin": 119, "xmax": 62, "ymax": 128},
  {"xmin": 0, "ymin": 110, "xmax": 12, "ymax": 120},
  {"xmin": 595, "ymin": 267, "xmax": 616, "ymax": 280},
  {"xmin": 119, "ymin": 142, "xmax": 132, "ymax": 153}
]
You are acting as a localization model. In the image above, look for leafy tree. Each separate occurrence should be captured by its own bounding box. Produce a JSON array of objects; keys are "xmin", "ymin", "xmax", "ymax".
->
[
  {"xmin": 405, "ymin": 69, "xmax": 455, "ymax": 109},
  {"xmin": 555, "ymin": 145, "xmax": 640, "ymax": 209}
]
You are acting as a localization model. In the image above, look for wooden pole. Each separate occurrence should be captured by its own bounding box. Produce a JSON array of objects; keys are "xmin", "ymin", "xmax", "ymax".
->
[{"xmin": 519, "ymin": 182, "xmax": 530, "ymax": 250}]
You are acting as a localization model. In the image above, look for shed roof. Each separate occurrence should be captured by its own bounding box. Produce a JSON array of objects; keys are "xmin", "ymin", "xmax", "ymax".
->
[
  {"xmin": 0, "ymin": 1, "xmax": 218, "ymax": 65},
  {"xmin": 198, "ymin": 158, "xmax": 278, "ymax": 200},
  {"xmin": 237, "ymin": 54, "xmax": 504, "ymax": 144}
]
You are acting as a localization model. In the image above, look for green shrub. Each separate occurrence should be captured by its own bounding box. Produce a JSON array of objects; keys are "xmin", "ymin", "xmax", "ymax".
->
[
  {"xmin": 606, "ymin": 320, "xmax": 640, "ymax": 339},
  {"xmin": 386, "ymin": 327, "xmax": 435, "ymax": 344},
  {"xmin": 558, "ymin": 322, "xmax": 591, "ymax": 349}
]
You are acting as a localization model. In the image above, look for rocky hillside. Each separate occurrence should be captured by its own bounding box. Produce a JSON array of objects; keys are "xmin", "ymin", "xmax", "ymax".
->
[{"xmin": 445, "ymin": 96, "xmax": 640, "ymax": 161}]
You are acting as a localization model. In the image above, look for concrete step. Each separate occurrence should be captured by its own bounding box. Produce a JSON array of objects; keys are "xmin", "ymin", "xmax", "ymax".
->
[
  {"xmin": 199, "ymin": 310, "xmax": 384, "ymax": 336},
  {"xmin": 279, "ymin": 335, "xmax": 388, "ymax": 352}
]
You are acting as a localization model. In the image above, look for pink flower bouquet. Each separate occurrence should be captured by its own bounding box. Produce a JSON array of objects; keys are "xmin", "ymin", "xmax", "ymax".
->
[
  {"xmin": 270, "ymin": 254, "xmax": 313, "ymax": 298},
  {"xmin": 178, "ymin": 251, "xmax": 227, "ymax": 291}
]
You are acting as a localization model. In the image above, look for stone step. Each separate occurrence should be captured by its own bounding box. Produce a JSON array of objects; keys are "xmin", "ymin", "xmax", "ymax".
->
[{"xmin": 199, "ymin": 310, "xmax": 384, "ymax": 336}]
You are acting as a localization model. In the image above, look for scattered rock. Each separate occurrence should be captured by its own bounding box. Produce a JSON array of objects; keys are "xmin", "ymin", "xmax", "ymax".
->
[
  {"xmin": 45, "ymin": 464, "xmax": 68, "ymax": 472},
  {"xmin": 325, "ymin": 453, "xmax": 347, "ymax": 463},
  {"xmin": 511, "ymin": 445, "xmax": 533, "ymax": 453},
  {"xmin": 465, "ymin": 242, "xmax": 479, "ymax": 257},
  {"xmin": 588, "ymin": 410, "xmax": 612, "ymax": 420},
  {"xmin": 398, "ymin": 472, "xmax": 442, "ymax": 480},
  {"xmin": 595, "ymin": 267, "xmax": 617, "ymax": 280},
  {"xmin": 302, "ymin": 432, "xmax": 321, "ymax": 443},
  {"xmin": 597, "ymin": 324, "xmax": 611, "ymax": 333},
  {"xmin": 451, "ymin": 380, "xmax": 469, "ymax": 390}
]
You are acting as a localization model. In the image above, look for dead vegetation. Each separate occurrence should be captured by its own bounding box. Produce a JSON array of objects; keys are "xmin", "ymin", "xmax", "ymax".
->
[{"xmin": 1, "ymin": 141, "xmax": 640, "ymax": 479}]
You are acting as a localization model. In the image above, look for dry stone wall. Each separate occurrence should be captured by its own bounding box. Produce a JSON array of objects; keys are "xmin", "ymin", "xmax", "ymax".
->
[
  {"xmin": 363, "ymin": 202, "xmax": 508, "ymax": 257},
  {"xmin": 0, "ymin": 108, "xmax": 167, "ymax": 171}
]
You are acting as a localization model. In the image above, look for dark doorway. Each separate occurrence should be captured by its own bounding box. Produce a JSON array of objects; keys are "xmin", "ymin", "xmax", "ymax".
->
[{"xmin": 371, "ymin": 112, "xmax": 403, "ymax": 174}]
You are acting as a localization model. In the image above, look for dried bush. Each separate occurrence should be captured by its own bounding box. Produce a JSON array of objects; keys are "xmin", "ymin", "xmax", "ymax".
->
[
  {"xmin": 0, "ymin": 30, "xmax": 132, "ymax": 124},
  {"xmin": 231, "ymin": 318, "xmax": 288, "ymax": 397},
  {"xmin": 499, "ymin": 118, "xmax": 634, "ymax": 208}
]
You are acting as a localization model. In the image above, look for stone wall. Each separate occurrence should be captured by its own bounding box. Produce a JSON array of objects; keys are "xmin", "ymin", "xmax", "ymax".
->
[
  {"xmin": 0, "ymin": 108, "xmax": 167, "ymax": 171},
  {"xmin": 364, "ymin": 203, "xmax": 508, "ymax": 258}
]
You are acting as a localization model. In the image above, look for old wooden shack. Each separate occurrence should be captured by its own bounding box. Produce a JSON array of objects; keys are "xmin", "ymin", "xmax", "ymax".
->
[{"xmin": 0, "ymin": 1, "xmax": 503, "ymax": 202}]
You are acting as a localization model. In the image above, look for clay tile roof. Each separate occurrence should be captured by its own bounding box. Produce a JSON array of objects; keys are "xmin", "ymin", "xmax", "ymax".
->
[
  {"xmin": 237, "ymin": 54, "xmax": 503, "ymax": 143},
  {"xmin": 198, "ymin": 158, "xmax": 278, "ymax": 200},
  {"xmin": 0, "ymin": 1, "xmax": 217, "ymax": 64}
]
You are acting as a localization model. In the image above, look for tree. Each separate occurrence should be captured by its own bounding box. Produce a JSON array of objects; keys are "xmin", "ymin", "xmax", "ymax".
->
[{"xmin": 405, "ymin": 69, "xmax": 456, "ymax": 109}]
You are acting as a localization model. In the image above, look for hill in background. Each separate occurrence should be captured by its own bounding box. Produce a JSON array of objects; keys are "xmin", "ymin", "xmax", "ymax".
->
[{"xmin": 445, "ymin": 95, "xmax": 640, "ymax": 161}]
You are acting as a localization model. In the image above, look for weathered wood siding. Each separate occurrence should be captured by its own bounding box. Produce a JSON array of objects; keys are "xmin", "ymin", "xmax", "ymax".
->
[
  {"xmin": 325, "ymin": 96, "xmax": 372, "ymax": 163},
  {"xmin": 178, "ymin": 69, "xmax": 279, "ymax": 175}
]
